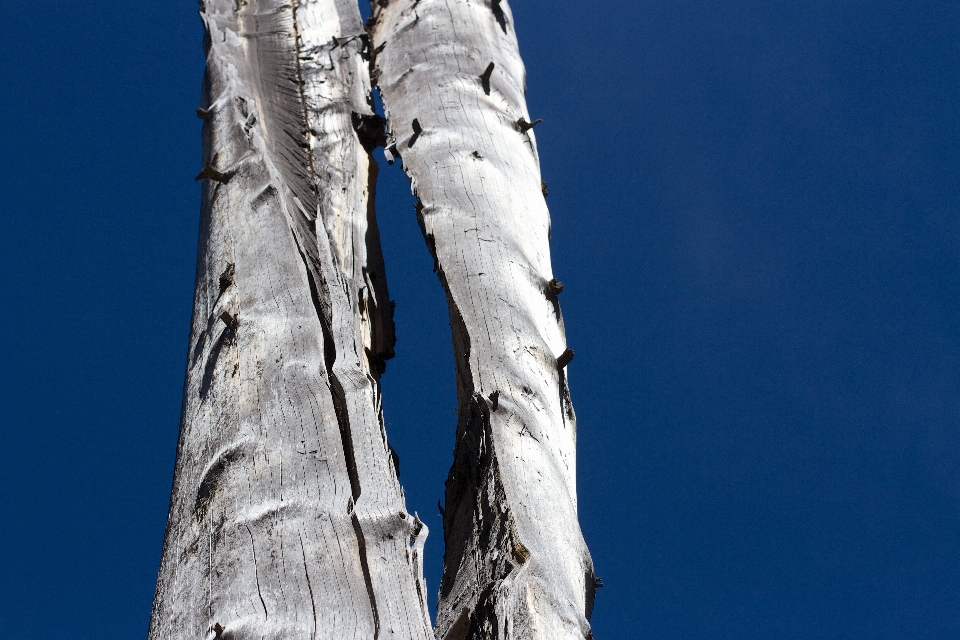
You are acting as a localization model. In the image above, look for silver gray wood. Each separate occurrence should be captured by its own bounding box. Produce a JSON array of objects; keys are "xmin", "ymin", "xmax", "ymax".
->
[
  {"xmin": 149, "ymin": 2, "xmax": 432, "ymax": 638},
  {"xmin": 370, "ymin": 1, "xmax": 597, "ymax": 638}
]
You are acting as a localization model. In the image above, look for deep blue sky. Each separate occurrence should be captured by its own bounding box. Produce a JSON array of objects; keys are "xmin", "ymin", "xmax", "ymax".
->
[{"xmin": 1, "ymin": 1, "xmax": 958, "ymax": 638}]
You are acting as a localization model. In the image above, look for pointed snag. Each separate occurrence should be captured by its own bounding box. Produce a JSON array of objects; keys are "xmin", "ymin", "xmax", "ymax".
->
[
  {"xmin": 480, "ymin": 61, "xmax": 495, "ymax": 95},
  {"xmin": 438, "ymin": 500, "xmax": 445, "ymax": 517},
  {"xmin": 557, "ymin": 348, "xmax": 574, "ymax": 369},
  {"xmin": 547, "ymin": 278, "xmax": 564, "ymax": 296},
  {"xmin": 196, "ymin": 107, "xmax": 210, "ymax": 120},
  {"xmin": 195, "ymin": 164, "xmax": 226, "ymax": 183},
  {"xmin": 541, "ymin": 180, "xmax": 549, "ymax": 197},
  {"xmin": 488, "ymin": 390, "xmax": 500, "ymax": 411},
  {"xmin": 517, "ymin": 117, "xmax": 542, "ymax": 133}
]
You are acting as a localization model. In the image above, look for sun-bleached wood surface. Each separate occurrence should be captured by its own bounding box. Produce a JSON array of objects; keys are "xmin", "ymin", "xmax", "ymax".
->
[
  {"xmin": 369, "ymin": 1, "xmax": 597, "ymax": 637},
  {"xmin": 148, "ymin": 2, "xmax": 432, "ymax": 638}
]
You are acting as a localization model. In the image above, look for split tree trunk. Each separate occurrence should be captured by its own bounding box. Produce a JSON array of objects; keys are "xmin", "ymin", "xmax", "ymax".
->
[
  {"xmin": 149, "ymin": 2, "xmax": 432, "ymax": 638},
  {"xmin": 369, "ymin": 1, "xmax": 597, "ymax": 638},
  {"xmin": 153, "ymin": 1, "xmax": 594, "ymax": 638}
]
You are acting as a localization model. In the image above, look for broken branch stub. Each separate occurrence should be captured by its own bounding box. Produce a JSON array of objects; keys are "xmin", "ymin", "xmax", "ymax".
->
[
  {"xmin": 480, "ymin": 61, "xmax": 495, "ymax": 95},
  {"xmin": 194, "ymin": 164, "xmax": 226, "ymax": 183},
  {"xmin": 517, "ymin": 116, "xmax": 543, "ymax": 133}
]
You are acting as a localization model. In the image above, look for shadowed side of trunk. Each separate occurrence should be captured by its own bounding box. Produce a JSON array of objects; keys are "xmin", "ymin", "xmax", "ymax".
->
[{"xmin": 369, "ymin": 1, "xmax": 596, "ymax": 638}]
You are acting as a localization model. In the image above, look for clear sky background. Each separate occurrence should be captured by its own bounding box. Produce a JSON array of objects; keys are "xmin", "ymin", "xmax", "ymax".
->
[{"xmin": 1, "ymin": 1, "xmax": 958, "ymax": 638}]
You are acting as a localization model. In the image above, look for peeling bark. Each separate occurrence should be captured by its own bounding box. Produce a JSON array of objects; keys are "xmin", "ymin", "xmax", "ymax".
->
[
  {"xmin": 149, "ymin": 2, "xmax": 432, "ymax": 638},
  {"xmin": 369, "ymin": 1, "xmax": 596, "ymax": 638}
]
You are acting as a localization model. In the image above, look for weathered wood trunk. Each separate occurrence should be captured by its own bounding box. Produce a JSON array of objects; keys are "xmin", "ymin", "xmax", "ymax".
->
[
  {"xmin": 369, "ymin": 1, "xmax": 597, "ymax": 638},
  {"xmin": 149, "ymin": 2, "xmax": 432, "ymax": 638}
]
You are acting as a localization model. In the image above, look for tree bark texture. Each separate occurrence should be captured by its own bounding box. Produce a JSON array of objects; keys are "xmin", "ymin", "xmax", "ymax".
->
[
  {"xmin": 149, "ymin": 2, "xmax": 432, "ymax": 638},
  {"xmin": 369, "ymin": 1, "xmax": 597, "ymax": 638}
]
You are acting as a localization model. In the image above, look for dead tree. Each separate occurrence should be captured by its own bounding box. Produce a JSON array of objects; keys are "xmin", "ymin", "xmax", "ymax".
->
[
  {"xmin": 151, "ymin": 1, "xmax": 594, "ymax": 638},
  {"xmin": 369, "ymin": 1, "xmax": 596, "ymax": 638},
  {"xmin": 149, "ymin": 2, "xmax": 432, "ymax": 638}
]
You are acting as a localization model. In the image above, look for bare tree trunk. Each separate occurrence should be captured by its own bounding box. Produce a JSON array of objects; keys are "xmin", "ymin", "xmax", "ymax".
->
[
  {"xmin": 369, "ymin": 1, "xmax": 597, "ymax": 638},
  {"xmin": 149, "ymin": 2, "xmax": 432, "ymax": 638}
]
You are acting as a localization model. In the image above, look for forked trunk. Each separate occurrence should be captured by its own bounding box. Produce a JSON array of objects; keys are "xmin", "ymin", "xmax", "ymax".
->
[
  {"xmin": 152, "ymin": 1, "xmax": 594, "ymax": 638},
  {"xmin": 149, "ymin": 2, "xmax": 432, "ymax": 638},
  {"xmin": 369, "ymin": 1, "xmax": 597, "ymax": 638}
]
